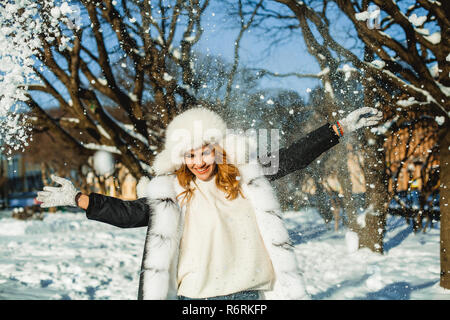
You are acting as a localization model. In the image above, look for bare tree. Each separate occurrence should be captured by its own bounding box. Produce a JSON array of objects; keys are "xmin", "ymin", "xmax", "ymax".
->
[
  {"xmin": 25, "ymin": 0, "xmax": 211, "ymax": 182},
  {"xmin": 222, "ymin": 0, "xmax": 264, "ymax": 108}
]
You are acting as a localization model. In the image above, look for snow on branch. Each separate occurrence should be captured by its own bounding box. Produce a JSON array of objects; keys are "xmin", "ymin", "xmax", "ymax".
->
[
  {"xmin": 83, "ymin": 143, "xmax": 121, "ymax": 155},
  {"xmin": 371, "ymin": 64, "xmax": 448, "ymax": 116}
]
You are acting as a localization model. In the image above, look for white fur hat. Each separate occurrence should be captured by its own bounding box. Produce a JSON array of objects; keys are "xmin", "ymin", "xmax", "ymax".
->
[
  {"xmin": 151, "ymin": 107, "xmax": 258, "ymax": 175},
  {"xmin": 152, "ymin": 107, "xmax": 225, "ymax": 175}
]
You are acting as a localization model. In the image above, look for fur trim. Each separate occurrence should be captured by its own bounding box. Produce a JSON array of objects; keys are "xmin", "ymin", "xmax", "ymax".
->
[
  {"xmin": 136, "ymin": 176, "xmax": 150, "ymax": 199},
  {"xmin": 241, "ymin": 175, "xmax": 309, "ymax": 300},
  {"xmin": 237, "ymin": 163, "xmax": 265, "ymax": 185},
  {"xmin": 141, "ymin": 270, "xmax": 170, "ymax": 300},
  {"xmin": 137, "ymin": 175, "xmax": 177, "ymax": 200},
  {"xmin": 152, "ymin": 150, "xmax": 179, "ymax": 176},
  {"xmin": 138, "ymin": 163, "xmax": 310, "ymax": 300},
  {"xmin": 139, "ymin": 174, "xmax": 181, "ymax": 300}
]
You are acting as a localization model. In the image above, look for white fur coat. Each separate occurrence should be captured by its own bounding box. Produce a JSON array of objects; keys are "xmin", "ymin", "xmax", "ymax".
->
[{"xmin": 136, "ymin": 161, "xmax": 310, "ymax": 300}]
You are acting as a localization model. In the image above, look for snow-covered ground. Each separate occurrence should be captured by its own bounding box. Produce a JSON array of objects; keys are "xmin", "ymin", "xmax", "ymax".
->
[
  {"xmin": 0, "ymin": 207, "xmax": 449, "ymax": 300},
  {"xmin": 0, "ymin": 209, "xmax": 145, "ymax": 300}
]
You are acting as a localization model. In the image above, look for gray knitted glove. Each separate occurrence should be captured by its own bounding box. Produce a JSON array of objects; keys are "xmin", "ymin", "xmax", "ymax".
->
[
  {"xmin": 339, "ymin": 107, "xmax": 383, "ymax": 133},
  {"xmin": 36, "ymin": 175, "xmax": 79, "ymax": 208}
]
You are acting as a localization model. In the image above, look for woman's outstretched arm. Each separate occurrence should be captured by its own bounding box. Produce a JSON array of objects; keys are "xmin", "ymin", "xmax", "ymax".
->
[
  {"xmin": 37, "ymin": 175, "xmax": 151, "ymax": 228},
  {"xmin": 264, "ymin": 107, "xmax": 383, "ymax": 181},
  {"xmin": 264, "ymin": 123, "xmax": 340, "ymax": 182},
  {"xmin": 83, "ymin": 193, "xmax": 150, "ymax": 228}
]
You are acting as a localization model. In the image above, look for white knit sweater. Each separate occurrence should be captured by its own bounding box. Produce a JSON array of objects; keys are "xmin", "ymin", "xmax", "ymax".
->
[{"xmin": 177, "ymin": 177, "xmax": 275, "ymax": 298}]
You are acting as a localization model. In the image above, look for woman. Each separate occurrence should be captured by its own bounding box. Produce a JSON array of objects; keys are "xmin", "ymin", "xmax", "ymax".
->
[{"xmin": 37, "ymin": 106, "xmax": 382, "ymax": 300}]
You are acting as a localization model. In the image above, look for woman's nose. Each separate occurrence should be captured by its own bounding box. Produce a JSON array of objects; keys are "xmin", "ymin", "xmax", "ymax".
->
[{"xmin": 193, "ymin": 155, "xmax": 206, "ymax": 166}]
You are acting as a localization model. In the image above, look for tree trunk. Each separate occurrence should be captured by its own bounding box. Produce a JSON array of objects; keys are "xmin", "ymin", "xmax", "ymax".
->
[
  {"xmin": 440, "ymin": 124, "xmax": 450, "ymax": 288},
  {"xmin": 335, "ymin": 139, "xmax": 359, "ymax": 230},
  {"xmin": 338, "ymin": 131, "xmax": 389, "ymax": 254},
  {"xmin": 21, "ymin": 156, "xmax": 27, "ymax": 192},
  {"xmin": 351, "ymin": 43, "xmax": 390, "ymax": 254},
  {"xmin": 356, "ymin": 130, "xmax": 389, "ymax": 254}
]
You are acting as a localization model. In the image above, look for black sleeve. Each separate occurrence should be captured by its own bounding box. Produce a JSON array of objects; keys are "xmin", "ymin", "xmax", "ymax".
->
[
  {"xmin": 85, "ymin": 193, "xmax": 151, "ymax": 228},
  {"xmin": 264, "ymin": 123, "xmax": 340, "ymax": 181}
]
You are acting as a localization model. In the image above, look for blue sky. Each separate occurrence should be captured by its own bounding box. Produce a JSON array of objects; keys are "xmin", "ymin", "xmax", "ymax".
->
[
  {"xmin": 196, "ymin": 7, "xmax": 321, "ymax": 101},
  {"xmin": 194, "ymin": 1, "xmax": 359, "ymax": 102}
]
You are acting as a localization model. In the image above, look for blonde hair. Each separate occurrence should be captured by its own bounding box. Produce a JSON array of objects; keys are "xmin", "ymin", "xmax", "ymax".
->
[{"xmin": 175, "ymin": 143, "xmax": 245, "ymax": 206}]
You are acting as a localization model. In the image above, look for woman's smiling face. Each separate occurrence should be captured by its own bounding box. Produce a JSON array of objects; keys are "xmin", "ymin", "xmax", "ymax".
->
[{"xmin": 184, "ymin": 144, "xmax": 217, "ymax": 181}]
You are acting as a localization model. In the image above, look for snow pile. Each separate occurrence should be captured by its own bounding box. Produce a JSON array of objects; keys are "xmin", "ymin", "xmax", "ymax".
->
[
  {"xmin": 435, "ymin": 116, "xmax": 445, "ymax": 126},
  {"xmin": 340, "ymin": 64, "xmax": 357, "ymax": 81},
  {"xmin": 163, "ymin": 73, "xmax": 174, "ymax": 82},
  {"xmin": 345, "ymin": 231, "xmax": 359, "ymax": 253},
  {"xmin": 355, "ymin": 11, "xmax": 370, "ymax": 21},
  {"xmin": 371, "ymin": 60, "xmax": 386, "ymax": 69},
  {"xmin": 424, "ymin": 32, "xmax": 441, "ymax": 45},
  {"xmin": 408, "ymin": 14, "xmax": 427, "ymax": 27},
  {"xmin": 355, "ymin": 7, "xmax": 379, "ymax": 22},
  {"xmin": 93, "ymin": 150, "xmax": 115, "ymax": 176},
  {"xmin": 0, "ymin": 208, "xmax": 448, "ymax": 300}
]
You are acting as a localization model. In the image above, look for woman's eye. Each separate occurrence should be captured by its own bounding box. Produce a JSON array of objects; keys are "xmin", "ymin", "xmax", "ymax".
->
[{"xmin": 202, "ymin": 150, "xmax": 211, "ymax": 156}]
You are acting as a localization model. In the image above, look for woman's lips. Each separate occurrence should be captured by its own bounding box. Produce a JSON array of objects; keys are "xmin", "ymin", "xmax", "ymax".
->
[{"xmin": 195, "ymin": 165, "xmax": 210, "ymax": 174}]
